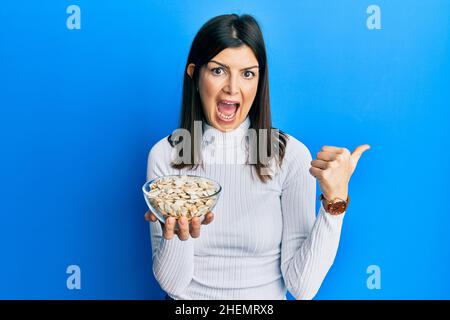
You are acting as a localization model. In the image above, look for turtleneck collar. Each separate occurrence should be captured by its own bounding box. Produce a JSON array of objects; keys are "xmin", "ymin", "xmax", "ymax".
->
[{"xmin": 202, "ymin": 116, "xmax": 251, "ymax": 148}]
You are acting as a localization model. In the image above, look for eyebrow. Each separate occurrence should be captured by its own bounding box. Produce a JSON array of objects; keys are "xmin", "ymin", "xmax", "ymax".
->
[{"xmin": 208, "ymin": 60, "xmax": 259, "ymax": 71}]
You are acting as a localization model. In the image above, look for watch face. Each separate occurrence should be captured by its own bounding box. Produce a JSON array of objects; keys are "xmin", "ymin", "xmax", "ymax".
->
[{"xmin": 329, "ymin": 200, "xmax": 347, "ymax": 214}]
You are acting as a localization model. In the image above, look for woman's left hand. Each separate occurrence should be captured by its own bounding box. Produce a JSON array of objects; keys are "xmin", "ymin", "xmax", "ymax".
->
[{"xmin": 309, "ymin": 144, "xmax": 371, "ymax": 201}]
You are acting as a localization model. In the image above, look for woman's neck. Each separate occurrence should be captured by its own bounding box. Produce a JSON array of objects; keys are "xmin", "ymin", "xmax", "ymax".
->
[{"xmin": 202, "ymin": 117, "xmax": 251, "ymax": 148}]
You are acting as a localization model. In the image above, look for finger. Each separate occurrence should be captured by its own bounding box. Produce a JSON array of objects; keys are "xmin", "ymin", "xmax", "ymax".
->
[
  {"xmin": 202, "ymin": 212, "xmax": 214, "ymax": 225},
  {"xmin": 316, "ymin": 151, "xmax": 337, "ymax": 162},
  {"xmin": 149, "ymin": 212, "xmax": 157, "ymax": 222},
  {"xmin": 321, "ymin": 145, "xmax": 345, "ymax": 153},
  {"xmin": 163, "ymin": 217, "xmax": 176, "ymax": 240},
  {"xmin": 351, "ymin": 144, "xmax": 371, "ymax": 161},
  {"xmin": 144, "ymin": 211, "xmax": 157, "ymax": 222},
  {"xmin": 177, "ymin": 217, "xmax": 190, "ymax": 241},
  {"xmin": 310, "ymin": 159, "xmax": 328, "ymax": 170},
  {"xmin": 190, "ymin": 217, "xmax": 201, "ymax": 238},
  {"xmin": 309, "ymin": 166, "xmax": 324, "ymax": 179},
  {"xmin": 350, "ymin": 144, "xmax": 371, "ymax": 173}
]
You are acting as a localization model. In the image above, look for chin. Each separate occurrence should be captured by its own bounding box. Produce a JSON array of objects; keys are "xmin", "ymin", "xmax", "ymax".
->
[{"xmin": 214, "ymin": 114, "xmax": 241, "ymax": 131}]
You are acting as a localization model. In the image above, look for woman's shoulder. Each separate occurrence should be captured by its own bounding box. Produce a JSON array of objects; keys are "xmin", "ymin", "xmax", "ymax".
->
[
  {"xmin": 275, "ymin": 133, "xmax": 313, "ymax": 182},
  {"xmin": 283, "ymin": 133, "xmax": 313, "ymax": 163},
  {"xmin": 147, "ymin": 134, "xmax": 173, "ymax": 163}
]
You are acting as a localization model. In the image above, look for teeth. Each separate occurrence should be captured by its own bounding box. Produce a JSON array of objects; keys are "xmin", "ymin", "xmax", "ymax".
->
[
  {"xmin": 218, "ymin": 110, "xmax": 236, "ymax": 120},
  {"xmin": 220, "ymin": 101, "xmax": 238, "ymax": 106}
]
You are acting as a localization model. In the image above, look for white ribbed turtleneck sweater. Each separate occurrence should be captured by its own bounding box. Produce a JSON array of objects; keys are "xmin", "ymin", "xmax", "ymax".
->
[{"xmin": 147, "ymin": 117, "xmax": 345, "ymax": 300}]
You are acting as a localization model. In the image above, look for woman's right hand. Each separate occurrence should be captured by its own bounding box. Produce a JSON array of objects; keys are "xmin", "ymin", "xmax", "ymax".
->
[{"xmin": 144, "ymin": 210, "xmax": 214, "ymax": 241}]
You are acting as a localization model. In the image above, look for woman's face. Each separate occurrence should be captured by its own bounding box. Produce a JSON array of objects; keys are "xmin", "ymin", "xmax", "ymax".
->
[{"xmin": 188, "ymin": 45, "xmax": 259, "ymax": 132}]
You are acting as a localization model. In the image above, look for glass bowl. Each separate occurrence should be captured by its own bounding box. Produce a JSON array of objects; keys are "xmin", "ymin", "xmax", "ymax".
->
[{"xmin": 142, "ymin": 174, "xmax": 221, "ymax": 224}]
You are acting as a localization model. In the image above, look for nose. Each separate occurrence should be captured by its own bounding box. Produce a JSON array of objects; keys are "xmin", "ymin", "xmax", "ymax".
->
[{"xmin": 223, "ymin": 74, "xmax": 239, "ymax": 95}]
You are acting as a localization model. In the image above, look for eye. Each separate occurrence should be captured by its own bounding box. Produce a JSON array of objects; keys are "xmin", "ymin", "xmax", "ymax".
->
[
  {"xmin": 211, "ymin": 67, "xmax": 225, "ymax": 76},
  {"xmin": 243, "ymin": 70, "xmax": 256, "ymax": 79}
]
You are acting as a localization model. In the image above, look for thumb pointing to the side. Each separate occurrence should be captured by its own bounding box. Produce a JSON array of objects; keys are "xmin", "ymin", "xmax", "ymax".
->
[{"xmin": 350, "ymin": 144, "xmax": 371, "ymax": 175}]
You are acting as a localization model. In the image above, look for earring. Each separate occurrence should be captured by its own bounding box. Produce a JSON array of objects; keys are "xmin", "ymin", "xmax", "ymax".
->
[{"xmin": 196, "ymin": 87, "xmax": 199, "ymax": 92}]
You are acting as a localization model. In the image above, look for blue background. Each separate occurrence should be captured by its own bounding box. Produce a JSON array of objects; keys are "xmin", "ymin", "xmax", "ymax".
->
[{"xmin": 0, "ymin": 0, "xmax": 449, "ymax": 299}]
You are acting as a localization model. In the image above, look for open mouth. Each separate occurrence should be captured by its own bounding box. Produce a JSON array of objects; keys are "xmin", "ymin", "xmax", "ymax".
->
[{"xmin": 216, "ymin": 100, "xmax": 240, "ymax": 122}]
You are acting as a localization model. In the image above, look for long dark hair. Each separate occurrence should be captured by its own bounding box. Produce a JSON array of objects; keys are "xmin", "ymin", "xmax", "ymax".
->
[{"xmin": 168, "ymin": 13, "xmax": 288, "ymax": 182}]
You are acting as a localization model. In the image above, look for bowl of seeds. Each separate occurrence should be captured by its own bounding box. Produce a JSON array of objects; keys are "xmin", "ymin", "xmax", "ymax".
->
[{"xmin": 142, "ymin": 174, "xmax": 221, "ymax": 224}]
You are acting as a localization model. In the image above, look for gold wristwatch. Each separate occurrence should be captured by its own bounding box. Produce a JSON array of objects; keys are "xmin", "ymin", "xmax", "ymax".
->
[{"xmin": 320, "ymin": 194, "xmax": 349, "ymax": 215}]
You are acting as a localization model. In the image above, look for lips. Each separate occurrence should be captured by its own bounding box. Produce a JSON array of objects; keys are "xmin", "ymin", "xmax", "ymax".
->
[{"xmin": 216, "ymin": 100, "xmax": 240, "ymax": 122}]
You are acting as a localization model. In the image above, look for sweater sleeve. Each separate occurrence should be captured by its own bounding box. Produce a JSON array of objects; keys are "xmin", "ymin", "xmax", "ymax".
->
[
  {"xmin": 280, "ymin": 138, "xmax": 345, "ymax": 300},
  {"xmin": 147, "ymin": 139, "xmax": 194, "ymax": 297}
]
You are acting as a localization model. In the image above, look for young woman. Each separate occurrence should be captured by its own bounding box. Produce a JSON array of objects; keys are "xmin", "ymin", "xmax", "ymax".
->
[{"xmin": 144, "ymin": 14, "xmax": 370, "ymax": 300}]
